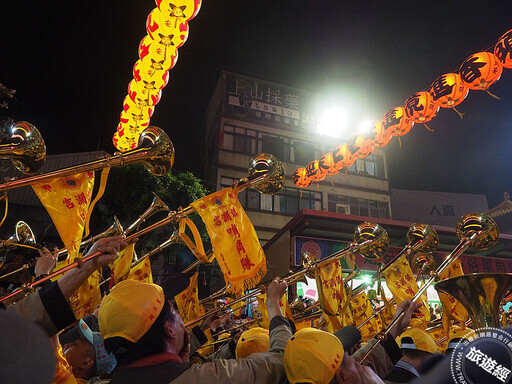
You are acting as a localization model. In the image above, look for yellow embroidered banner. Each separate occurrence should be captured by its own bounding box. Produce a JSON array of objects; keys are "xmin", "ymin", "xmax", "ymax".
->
[
  {"xmin": 438, "ymin": 258, "xmax": 468, "ymax": 334},
  {"xmin": 32, "ymin": 172, "xmax": 95, "ymax": 261},
  {"xmin": 111, "ymin": 243, "xmax": 135, "ymax": 286},
  {"xmin": 351, "ymin": 292, "xmax": 381, "ymax": 340},
  {"xmin": 191, "ymin": 187, "xmax": 266, "ymax": 295},
  {"xmin": 69, "ymin": 269, "xmax": 101, "ymax": 319},
  {"xmin": 315, "ymin": 259, "xmax": 353, "ymax": 333},
  {"xmin": 174, "ymin": 272, "xmax": 205, "ymax": 323},
  {"xmin": 128, "ymin": 256, "xmax": 153, "ymax": 283},
  {"xmin": 382, "ymin": 254, "xmax": 430, "ymax": 328}
]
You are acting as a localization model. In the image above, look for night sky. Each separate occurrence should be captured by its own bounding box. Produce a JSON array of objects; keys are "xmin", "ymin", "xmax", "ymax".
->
[{"xmin": 2, "ymin": 1, "xmax": 512, "ymax": 207}]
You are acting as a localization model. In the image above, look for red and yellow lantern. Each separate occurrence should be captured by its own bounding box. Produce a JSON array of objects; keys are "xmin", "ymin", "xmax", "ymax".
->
[
  {"xmin": 318, "ymin": 152, "xmax": 337, "ymax": 176},
  {"xmin": 366, "ymin": 121, "xmax": 392, "ymax": 149},
  {"xmin": 459, "ymin": 52, "xmax": 503, "ymax": 91},
  {"xmin": 382, "ymin": 107, "xmax": 414, "ymax": 137},
  {"xmin": 306, "ymin": 160, "xmax": 325, "ymax": 183},
  {"xmin": 332, "ymin": 144, "xmax": 356, "ymax": 171},
  {"xmin": 292, "ymin": 168, "xmax": 310, "ymax": 188},
  {"xmin": 494, "ymin": 30, "xmax": 512, "ymax": 69},
  {"xmin": 348, "ymin": 134, "xmax": 373, "ymax": 160},
  {"xmin": 404, "ymin": 91, "xmax": 439, "ymax": 124},
  {"xmin": 429, "ymin": 73, "xmax": 469, "ymax": 108}
]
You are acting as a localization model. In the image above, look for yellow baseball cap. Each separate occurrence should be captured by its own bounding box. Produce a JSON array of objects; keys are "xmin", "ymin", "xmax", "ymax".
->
[
  {"xmin": 447, "ymin": 326, "xmax": 476, "ymax": 351},
  {"xmin": 284, "ymin": 328, "xmax": 344, "ymax": 384},
  {"xmin": 397, "ymin": 328, "xmax": 438, "ymax": 354},
  {"xmin": 99, "ymin": 280, "xmax": 165, "ymax": 343},
  {"xmin": 235, "ymin": 327, "xmax": 270, "ymax": 358}
]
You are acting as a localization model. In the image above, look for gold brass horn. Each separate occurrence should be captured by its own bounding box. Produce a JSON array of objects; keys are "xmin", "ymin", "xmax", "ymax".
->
[
  {"xmin": 0, "ymin": 121, "xmax": 46, "ymax": 175},
  {"xmin": 351, "ymin": 223, "xmax": 438, "ymax": 298},
  {"xmin": 0, "ymin": 153, "xmax": 284, "ymax": 304},
  {"xmin": 185, "ymin": 222, "xmax": 389, "ymax": 328},
  {"xmin": 0, "ymin": 221, "xmax": 39, "ymax": 251},
  {"xmin": 411, "ymin": 252, "xmax": 437, "ymax": 284},
  {"xmin": 0, "ymin": 126, "xmax": 174, "ymax": 192},
  {"xmin": 246, "ymin": 153, "xmax": 285, "ymax": 195},
  {"xmin": 358, "ymin": 213, "xmax": 499, "ymax": 363},
  {"xmin": 435, "ymin": 273, "xmax": 512, "ymax": 328},
  {"xmin": 124, "ymin": 192, "xmax": 170, "ymax": 236}
]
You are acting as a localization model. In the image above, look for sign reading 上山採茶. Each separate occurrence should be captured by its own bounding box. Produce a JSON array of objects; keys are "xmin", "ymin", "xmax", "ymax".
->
[{"xmin": 223, "ymin": 71, "xmax": 319, "ymax": 131}]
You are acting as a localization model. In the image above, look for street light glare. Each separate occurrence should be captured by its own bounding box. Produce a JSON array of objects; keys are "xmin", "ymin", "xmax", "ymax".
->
[
  {"xmin": 317, "ymin": 107, "xmax": 349, "ymax": 138},
  {"xmin": 357, "ymin": 120, "xmax": 373, "ymax": 134}
]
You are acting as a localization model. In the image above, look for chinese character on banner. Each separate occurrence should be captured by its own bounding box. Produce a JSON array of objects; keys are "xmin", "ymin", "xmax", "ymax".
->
[
  {"xmin": 174, "ymin": 273, "xmax": 205, "ymax": 323},
  {"xmin": 190, "ymin": 187, "xmax": 267, "ymax": 295},
  {"xmin": 438, "ymin": 259, "xmax": 468, "ymax": 335}
]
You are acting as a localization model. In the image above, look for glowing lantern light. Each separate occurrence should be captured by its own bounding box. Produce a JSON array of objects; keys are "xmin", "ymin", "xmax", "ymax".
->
[
  {"xmin": 333, "ymin": 143, "xmax": 356, "ymax": 171},
  {"xmin": 494, "ymin": 30, "xmax": 512, "ymax": 69},
  {"xmin": 292, "ymin": 168, "xmax": 310, "ymax": 188},
  {"xmin": 348, "ymin": 134, "xmax": 374, "ymax": 160},
  {"xmin": 366, "ymin": 121, "xmax": 392, "ymax": 149},
  {"xmin": 306, "ymin": 160, "xmax": 325, "ymax": 183},
  {"xmin": 429, "ymin": 73, "xmax": 469, "ymax": 119},
  {"xmin": 318, "ymin": 152, "xmax": 337, "ymax": 176},
  {"xmin": 382, "ymin": 107, "xmax": 414, "ymax": 137},
  {"xmin": 459, "ymin": 52, "xmax": 503, "ymax": 91},
  {"xmin": 404, "ymin": 91, "xmax": 439, "ymax": 126}
]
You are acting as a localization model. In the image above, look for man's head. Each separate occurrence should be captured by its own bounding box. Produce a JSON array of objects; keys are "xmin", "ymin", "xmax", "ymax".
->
[
  {"xmin": 334, "ymin": 326, "xmax": 362, "ymax": 355},
  {"xmin": 63, "ymin": 319, "xmax": 116, "ymax": 379},
  {"xmin": 99, "ymin": 280, "xmax": 188, "ymax": 365},
  {"xmin": 397, "ymin": 328, "xmax": 437, "ymax": 366},
  {"xmin": 236, "ymin": 327, "xmax": 269, "ymax": 358},
  {"xmin": 284, "ymin": 328, "xmax": 344, "ymax": 384}
]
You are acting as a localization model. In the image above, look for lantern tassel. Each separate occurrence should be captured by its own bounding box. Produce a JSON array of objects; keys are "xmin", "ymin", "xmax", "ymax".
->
[
  {"xmin": 452, "ymin": 107, "xmax": 465, "ymax": 119},
  {"xmin": 486, "ymin": 89, "xmax": 501, "ymax": 100},
  {"xmin": 329, "ymin": 176, "xmax": 334, "ymax": 187},
  {"xmin": 317, "ymin": 182, "xmax": 320, "ymax": 191},
  {"xmin": 344, "ymin": 169, "xmax": 349, "ymax": 178},
  {"xmin": 300, "ymin": 189, "xmax": 303, "ymax": 198},
  {"xmin": 422, "ymin": 123, "xmax": 435, "ymax": 132},
  {"xmin": 398, "ymin": 136, "xmax": 402, "ymax": 148}
]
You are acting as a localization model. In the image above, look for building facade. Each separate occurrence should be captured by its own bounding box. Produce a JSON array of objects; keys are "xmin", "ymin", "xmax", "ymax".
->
[{"xmin": 201, "ymin": 70, "xmax": 392, "ymax": 243}]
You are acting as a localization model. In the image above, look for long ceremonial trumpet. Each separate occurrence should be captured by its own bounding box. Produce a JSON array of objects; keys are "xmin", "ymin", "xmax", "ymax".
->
[
  {"xmin": 185, "ymin": 222, "xmax": 389, "ymax": 327},
  {"xmin": 350, "ymin": 223, "xmax": 438, "ymax": 298},
  {"xmin": 0, "ymin": 126, "xmax": 174, "ymax": 192},
  {"xmin": 358, "ymin": 213, "xmax": 499, "ymax": 363},
  {"xmin": 0, "ymin": 153, "xmax": 284, "ymax": 303},
  {"xmin": 0, "ymin": 121, "xmax": 46, "ymax": 175}
]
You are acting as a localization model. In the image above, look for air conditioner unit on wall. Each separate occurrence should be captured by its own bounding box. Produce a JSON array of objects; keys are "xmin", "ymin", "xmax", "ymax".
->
[{"xmin": 336, "ymin": 204, "xmax": 351, "ymax": 215}]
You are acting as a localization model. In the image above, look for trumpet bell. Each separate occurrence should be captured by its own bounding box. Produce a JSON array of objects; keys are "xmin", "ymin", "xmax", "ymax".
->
[
  {"xmin": 247, "ymin": 153, "xmax": 285, "ymax": 195},
  {"xmin": 0, "ymin": 122, "xmax": 46, "ymax": 175},
  {"xmin": 435, "ymin": 273, "xmax": 512, "ymax": 328},
  {"xmin": 354, "ymin": 222, "xmax": 389, "ymax": 261},
  {"xmin": 411, "ymin": 252, "xmax": 436, "ymax": 274},
  {"xmin": 407, "ymin": 224, "xmax": 439, "ymax": 253},
  {"xmin": 456, "ymin": 213, "xmax": 499, "ymax": 250},
  {"xmin": 137, "ymin": 126, "xmax": 175, "ymax": 176}
]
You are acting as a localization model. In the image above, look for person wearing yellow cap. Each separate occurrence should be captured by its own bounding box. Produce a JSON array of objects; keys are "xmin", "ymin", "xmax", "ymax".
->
[
  {"xmin": 384, "ymin": 327, "xmax": 438, "ymax": 383},
  {"xmin": 236, "ymin": 327, "xmax": 270, "ymax": 358},
  {"xmin": 98, "ymin": 277, "xmax": 293, "ymax": 383}
]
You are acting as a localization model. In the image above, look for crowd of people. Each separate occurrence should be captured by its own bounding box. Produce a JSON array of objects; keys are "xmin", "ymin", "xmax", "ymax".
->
[{"xmin": 0, "ymin": 235, "xmax": 509, "ymax": 384}]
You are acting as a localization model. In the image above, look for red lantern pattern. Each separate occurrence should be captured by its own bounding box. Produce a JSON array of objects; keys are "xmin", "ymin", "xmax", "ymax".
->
[
  {"xmin": 366, "ymin": 121, "xmax": 392, "ymax": 148},
  {"xmin": 459, "ymin": 52, "xmax": 503, "ymax": 90},
  {"xmin": 382, "ymin": 107, "xmax": 414, "ymax": 137},
  {"xmin": 306, "ymin": 160, "xmax": 325, "ymax": 182},
  {"xmin": 430, "ymin": 73, "xmax": 469, "ymax": 108},
  {"xmin": 319, "ymin": 153, "xmax": 336, "ymax": 176},
  {"xmin": 292, "ymin": 168, "xmax": 311, "ymax": 188},
  {"xmin": 348, "ymin": 135, "xmax": 373, "ymax": 159},
  {"xmin": 495, "ymin": 30, "xmax": 512, "ymax": 69},
  {"xmin": 404, "ymin": 91, "xmax": 439, "ymax": 123},
  {"xmin": 332, "ymin": 144, "xmax": 356, "ymax": 170}
]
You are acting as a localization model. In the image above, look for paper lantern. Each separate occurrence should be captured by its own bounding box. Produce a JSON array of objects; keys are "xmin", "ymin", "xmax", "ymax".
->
[
  {"xmin": 495, "ymin": 30, "xmax": 512, "ymax": 69},
  {"xmin": 306, "ymin": 160, "xmax": 325, "ymax": 182},
  {"xmin": 404, "ymin": 91, "xmax": 439, "ymax": 123},
  {"xmin": 459, "ymin": 52, "xmax": 503, "ymax": 90},
  {"xmin": 133, "ymin": 60, "xmax": 170, "ymax": 90},
  {"xmin": 156, "ymin": 0, "xmax": 202, "ymax": 22},
  {"xmin": 429, "ymin": 73, "xmax": 469, "ymax": 108},
  {"xmin": 128, "ymin": 79, "xmax": 162, "ymax": 108},
  {"xmin": 333, "ymin": 143, "xmax": 356, "ymax": 170},
  {"xmin": 382, "ymin": 107, "xmax": 414, "ymax": 137},
  {"xmin": 138, "ymin": 34, "xmax": 179, "ymax": 74},
  {"xmin": 146, "ymin": 8, "xmax": 190, "ymax": 51},
  {"xmin": 318, "ymin": 153, "xmax": 337, "ymax": 176},
  {"xmin": 292, "ymin": 168, "xmax": 310, "ymax": 188},
  {"xmin": 348, "ymin": 134, "xmax": 373, "ymax": 159},
  {"xmin": 366, "ymin": 121, "xmax": 392, "ymax": 148}
]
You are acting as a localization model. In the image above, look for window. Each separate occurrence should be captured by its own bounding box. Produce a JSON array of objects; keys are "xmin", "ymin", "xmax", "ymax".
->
[
  {"xmin": 328, "ymin": 194, "xmax": 389, "ymax": 219},
  {"xmin": 221, "ymin": 177, "xmax": 322, "ymax": 215},
  {"xmin": 351, "ymin": 154, "xmax": 385, "ymax": 178},
  {"xmin": 220, "ymin": 124, "xmax": 319, "ymax": 165}
]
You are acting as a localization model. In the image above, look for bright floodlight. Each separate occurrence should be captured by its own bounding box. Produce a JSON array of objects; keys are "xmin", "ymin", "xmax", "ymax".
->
[
  {"xmin": 357, "ymin": 120, "xmax": 373, "ymax": 135},
  {"xmin": 363, "ymin": 275, "xmax": 372, "ymax": 285},
  {"xmin": 317, "ymin": 107, "xmax": 349, "ymax": 138}
]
